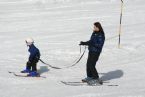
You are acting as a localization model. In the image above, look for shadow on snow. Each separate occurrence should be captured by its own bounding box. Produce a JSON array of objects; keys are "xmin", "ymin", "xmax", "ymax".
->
[
  {"xmin": 37, "ymin": 66, "xmax": 49, "ymax": 74},
  {"xmin": 100, "ymin": 70, "xmax": 124, "ymax": 81}
]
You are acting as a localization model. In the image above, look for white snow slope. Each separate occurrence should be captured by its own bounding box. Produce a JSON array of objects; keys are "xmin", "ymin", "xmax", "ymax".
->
[{"xmin": 0, "ymin": 0, "xmax": 145, "ymax": 97}]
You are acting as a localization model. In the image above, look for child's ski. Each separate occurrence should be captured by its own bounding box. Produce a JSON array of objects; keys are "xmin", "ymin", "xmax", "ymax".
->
[{"xmin": 8, "ymin": 71, "xmax": 46, "ymax": 78}]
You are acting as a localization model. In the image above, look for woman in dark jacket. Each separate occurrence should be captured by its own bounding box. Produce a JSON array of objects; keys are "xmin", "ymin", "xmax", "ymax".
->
[{"xmin": 80, "ymin": 22, "xmax": 105, "ymax": 84}]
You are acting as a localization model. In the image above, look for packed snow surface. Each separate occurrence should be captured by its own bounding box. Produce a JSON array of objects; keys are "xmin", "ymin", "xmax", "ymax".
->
[{"xmin": 0, "ymin": 0, "xmax": 145, "ymax": 97}]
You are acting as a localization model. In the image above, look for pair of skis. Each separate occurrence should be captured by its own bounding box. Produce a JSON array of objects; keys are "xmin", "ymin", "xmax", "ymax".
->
[{"xmin": 8, "ymin": 71, "xmax": 118, "ymax": 87}]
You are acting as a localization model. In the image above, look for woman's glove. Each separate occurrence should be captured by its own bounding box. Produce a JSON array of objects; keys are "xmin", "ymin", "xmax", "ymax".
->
[{"xmin": 79, "ymin": 41, "xmax": 88, "ymax": 45}]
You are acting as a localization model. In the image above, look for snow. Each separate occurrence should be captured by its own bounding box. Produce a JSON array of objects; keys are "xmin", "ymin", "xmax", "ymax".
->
[{"xmin": 0, "ymin": 0, "xmax": 145, "ymax": 97}]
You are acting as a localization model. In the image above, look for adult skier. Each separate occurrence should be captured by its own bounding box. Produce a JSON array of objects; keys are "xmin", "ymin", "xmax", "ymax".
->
[
  {"xmin": 80, "ymin": 22, "xmax": 105, "ymax": 84},
  {"xmin": 21, "ymin": 38, "xmax": 41, "ymax": 77}
]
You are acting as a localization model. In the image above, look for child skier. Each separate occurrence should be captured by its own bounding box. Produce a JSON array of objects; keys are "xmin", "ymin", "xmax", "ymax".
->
[
  {"xmin": 21, "ymin": 38, "xmax": 41, "ymax": 77},
  {"xmin": 80, "ymin": 22, "xmax": 105, "ymax": 85}
]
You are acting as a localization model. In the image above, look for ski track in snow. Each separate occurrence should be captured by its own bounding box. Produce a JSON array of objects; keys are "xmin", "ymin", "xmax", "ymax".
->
[{"xmin": 0, "ymin": 0, "xmax": 145, "ymax": 97}]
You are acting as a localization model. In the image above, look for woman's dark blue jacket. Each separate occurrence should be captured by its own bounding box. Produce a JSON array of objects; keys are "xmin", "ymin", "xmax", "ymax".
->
[{"xmin": 84, "ymin": 31, "xmax": 105, "ymax": 53}]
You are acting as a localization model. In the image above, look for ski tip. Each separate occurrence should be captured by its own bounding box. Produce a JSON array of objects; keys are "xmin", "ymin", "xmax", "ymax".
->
[
  {"xmin": 108, "ymin": 85, "xmax": 119, "ymax": 86},
  {"xmin": 51, "ymin": 67, "xmax": 61, "ymax": 69},
  {"xmin": 55, "ymin": 67, "xmax": 61, "ymax": 69},
  {"xmin": 8, "ymin": 71, "xmax": 13, "ymax": 73}
]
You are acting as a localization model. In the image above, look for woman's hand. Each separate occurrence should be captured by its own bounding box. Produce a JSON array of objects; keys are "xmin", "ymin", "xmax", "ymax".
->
[{"xmin": 79, "ymin": 41, "xmax": 88, "ymax": 45}]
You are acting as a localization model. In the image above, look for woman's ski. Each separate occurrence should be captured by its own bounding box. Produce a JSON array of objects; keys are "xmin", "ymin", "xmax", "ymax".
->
[{"xmin": 61, "ymin": 81, "xmax": 118, "ymax": 87}]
